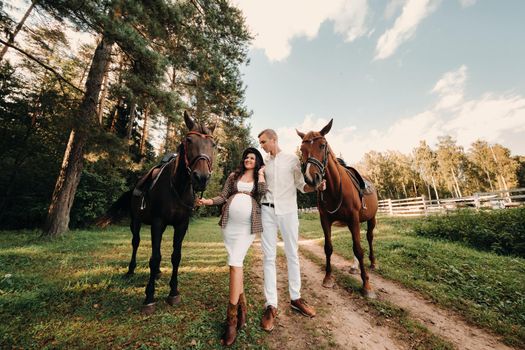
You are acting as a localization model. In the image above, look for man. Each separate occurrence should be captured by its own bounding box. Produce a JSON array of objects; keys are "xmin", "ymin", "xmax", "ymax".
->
[{"xmin": 258, "ymin": 129, "xmax": 324, "ymax": 332}]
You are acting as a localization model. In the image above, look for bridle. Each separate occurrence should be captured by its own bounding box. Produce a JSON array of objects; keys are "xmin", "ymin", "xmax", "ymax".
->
[
  {"xmin": 170, "ymin": 130, "xmax": 215, "ymax": 210},
  {"xmin": 301, "ymin": 136, "xmax": 328, "ymax": 177},
  {"xmin": 301, "ymin": 136, "xmax": 344, "ymax": 214},
  {"xmin": 183, "ymin": 131, "xmax": 214, "ymax": 174}
]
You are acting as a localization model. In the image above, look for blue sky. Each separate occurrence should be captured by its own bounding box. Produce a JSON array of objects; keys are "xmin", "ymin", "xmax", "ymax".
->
[{"xmin": 235, "ymin": 0, "xmax": 525, "ymax": 162}]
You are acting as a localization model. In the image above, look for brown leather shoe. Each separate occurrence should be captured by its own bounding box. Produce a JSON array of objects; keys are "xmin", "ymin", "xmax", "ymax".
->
[
  {"xmin": 291, "ymin": 298, "xmax": 316, "ymax": 317},
  {"xmin": 237, "ymin": 293, "xmax": 247, "ymax": 330},
  {"xmin": 260, "ymin": 305, "xmax": 277, "ymax": 332},
  {"xmin": 222, "ymin": 302, "xmax": 238, "ymax": 346}
]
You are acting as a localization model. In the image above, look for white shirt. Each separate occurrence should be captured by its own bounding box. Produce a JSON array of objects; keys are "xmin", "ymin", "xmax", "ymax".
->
[{"xmin": 262, "ymin": 151, "xmax": 307, "ymax": 215}]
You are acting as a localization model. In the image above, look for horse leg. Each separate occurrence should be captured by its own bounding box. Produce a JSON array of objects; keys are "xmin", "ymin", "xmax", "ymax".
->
[
  {"xmin": 348, "ymin": 218, "xmax": 376, "ymax": 299},
  {"xmin": 367, "ymin": 217, "xmax": 377, "ymax": 270},
  {"xmin": 142, "ymin": 218, "xmax": 167, "ymax": 315},
  {"xmin": 167, "ymin": 219, "xmax": 189, "ymax": 306},
  {"xmin": 320, "ymin": 216, "xmax": 335, "ymax": 288},
  {"xmin": 127, "ymin": 217, "xmax": 141, "ymax": 276},
  {"xmin": 349, "ymin": 255, "xmax": 360, "ymax": 274}
]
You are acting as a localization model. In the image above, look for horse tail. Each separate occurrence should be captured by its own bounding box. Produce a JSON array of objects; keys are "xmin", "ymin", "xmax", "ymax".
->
[{"xmin": 95, "ymin": 190, "xmax": 132, "ymax": 228}]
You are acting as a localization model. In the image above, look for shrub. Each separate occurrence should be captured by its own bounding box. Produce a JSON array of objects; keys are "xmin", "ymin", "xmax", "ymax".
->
[{"xmin": 413, "ymin": 208, "xmax": 525, "ymax": 257}]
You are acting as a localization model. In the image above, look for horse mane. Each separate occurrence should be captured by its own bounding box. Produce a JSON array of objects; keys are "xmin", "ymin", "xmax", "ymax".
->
[{"xmin": 172, "ymin": 142, "xmax": 189, "ymax": 194}]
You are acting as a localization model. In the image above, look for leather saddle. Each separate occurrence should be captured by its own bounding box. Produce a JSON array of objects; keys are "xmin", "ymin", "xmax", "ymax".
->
[
  {"xmin": 336, "ymin": 158, "xmax": 375, "ymax": 198},
  {"xmin": 133, "ymin": 153, "xmax": 178, "ymax": 197}
]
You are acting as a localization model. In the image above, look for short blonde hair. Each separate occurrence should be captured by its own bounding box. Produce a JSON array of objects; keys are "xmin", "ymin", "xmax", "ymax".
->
[{"xmin": 258, "ymin": 129, "xmax": 278, "ymax": 140}]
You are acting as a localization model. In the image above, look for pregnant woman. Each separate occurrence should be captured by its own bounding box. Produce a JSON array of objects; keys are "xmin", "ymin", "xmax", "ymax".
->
[{"xmin": 197, "ymin": 147, "xmax": 266, "ymax": 346}]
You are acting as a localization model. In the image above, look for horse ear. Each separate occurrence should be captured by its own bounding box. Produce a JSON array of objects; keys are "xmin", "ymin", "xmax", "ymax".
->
[
  {"xmin": 296, "ymin": 129, "xmax": 305, "ymax": 139},
  {"xmin": 184, "ymin": 111, "xmax": 195, "ymax": 130},
  {"xmin": 320, "ymin": 119, "xmax": 333, "ymax": 136}
]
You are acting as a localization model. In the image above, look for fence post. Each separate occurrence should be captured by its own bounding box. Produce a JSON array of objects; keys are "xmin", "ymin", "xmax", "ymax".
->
[
  {"xmin": 421, "ymin": 195, "xmax": 427, "ymax": 215},
  {"xmin": 388, "ymin": 198, "xmax": 393, "ymax": 216}
]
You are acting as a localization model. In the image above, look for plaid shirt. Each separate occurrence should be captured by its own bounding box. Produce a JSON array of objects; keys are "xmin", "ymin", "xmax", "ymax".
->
[{"xmin": 211, "ymin": 172, "xmax": 267, "ymax": 235}]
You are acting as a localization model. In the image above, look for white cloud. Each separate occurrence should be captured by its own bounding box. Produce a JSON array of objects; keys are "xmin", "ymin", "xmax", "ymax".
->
[
  {"xmin": 459, "ymin": 0, "xmax": 477, "ymax": 8},
  {"xmin": 431, "ymin": 65, "xmax": 467, "ymax": 110},
  {"xmin": 253, "ymin": 66, "xmax": 525, "ymax": 163},
  {"xmin": 233, "ymin": 0, "xmax": 370, "ymax": 61},
  {"xmin": 375, "ymin": 0, "xmax": 440, "ymax": 60}
]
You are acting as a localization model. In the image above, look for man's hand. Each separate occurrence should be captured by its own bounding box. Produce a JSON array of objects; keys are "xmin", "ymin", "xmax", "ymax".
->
[{"xmin": 316, "ymin": 180, "xmax": 326, "ymax": 191}]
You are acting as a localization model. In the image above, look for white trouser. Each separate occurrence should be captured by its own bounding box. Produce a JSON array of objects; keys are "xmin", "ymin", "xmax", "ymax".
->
[{"xmin": 261, "ymin": 206, "xmax": 301, "ymax": 307}]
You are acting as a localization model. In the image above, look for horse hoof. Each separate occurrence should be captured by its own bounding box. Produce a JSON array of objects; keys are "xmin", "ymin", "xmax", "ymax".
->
[
  {"xmin": 141, "ymin": 303, "xmax": 156, "ymax": 315},
  {"xmin": 322, "ymin": 276, "xmax": 335, "ymax": 288},
  {"xmin": 166, "ymin": 295, "xmax": 181, "ymax": 306},
  {"xmin": 363, "ymin": 289, "xmax": 377, "ymax": 299},
  {"xmin": 349, "ymin": 267, "xmax": 360, "ymax": 274},
  {"xmin": 124, "ymin": 271, "xmax": 134, "ymax": 278},
  {"xmin": 370, "ymin": 264, "xmax": 378, "ymax": 271}
]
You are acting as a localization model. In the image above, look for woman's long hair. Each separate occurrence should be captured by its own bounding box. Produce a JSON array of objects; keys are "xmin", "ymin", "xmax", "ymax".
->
[{"xmin": 233, "ymin": 151, "xmax": 264, "ymax": 200}]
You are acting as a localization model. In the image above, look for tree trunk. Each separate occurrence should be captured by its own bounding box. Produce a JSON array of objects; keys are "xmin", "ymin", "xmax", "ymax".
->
[
  {"xmin": 139, "ymin": 103, "xmax": 149, "ymax": 156},
  {"xmin": 451, "ymin": 168, "xmax": 462, "ymax": 197},
  {"xmin": 484, "ymin": 169, "xmax": 494, "ymax": 191},
  {"xmin": 431, "ymin": 174, "xmax": 440, "ymax": 204},
  {"xmin": 97, "ymin": 59, "xmax": 111, "ymax": 124},
  {"xmin": 0, "ymin": 0, "xmax": 37, "ymax": 61},
  {"xmin": 127, "ymin": 100, "xmax": 136, "ymax": 140},
  {"xmin": 43, "ymin": 36, "xmax": 113, "ymax": 237},
  {"xmin": 401, "ymin": 182, "xmax": 407, "ymax": 198}
]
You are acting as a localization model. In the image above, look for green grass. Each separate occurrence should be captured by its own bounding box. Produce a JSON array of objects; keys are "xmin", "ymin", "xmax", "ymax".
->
[
  {"xmin": 0, "ymin": 218, "xmax": 267, "ymax": 349},
  {"xmin": 298, "ymin": 213, "xmax": 525, "ymax": 347}
]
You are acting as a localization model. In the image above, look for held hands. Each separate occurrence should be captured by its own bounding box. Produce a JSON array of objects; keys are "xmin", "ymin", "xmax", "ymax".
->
[{"xmin": 196, "ymin": 198, "xmax": 213, "ymax": 206}]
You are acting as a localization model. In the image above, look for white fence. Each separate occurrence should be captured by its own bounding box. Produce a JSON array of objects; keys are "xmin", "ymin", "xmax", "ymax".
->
[{"xmin": 378, "ymin": 187, "xmax": 525, "ymax": 217}]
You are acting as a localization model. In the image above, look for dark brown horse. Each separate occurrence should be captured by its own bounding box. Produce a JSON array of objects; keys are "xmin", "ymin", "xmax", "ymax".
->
[
  {"xmin": 297, "ymin": 119, "xmax": 378, "ymax": 298},
  {"xmin": 98, "ymin": 111, "xmax": 216, "ymax": 313}
]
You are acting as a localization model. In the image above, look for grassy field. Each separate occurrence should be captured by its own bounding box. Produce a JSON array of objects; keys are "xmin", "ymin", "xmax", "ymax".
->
[
  {"xmin": 2, "ymin": 214, "xmax": 524, "ymax": 348},
  {"xmin": 0, "ymin": 218, "xmax": 267, "ymax": 349},
  {"xmin": 298, "ymin": 213, "xmax": 525, "ymax": 347}
]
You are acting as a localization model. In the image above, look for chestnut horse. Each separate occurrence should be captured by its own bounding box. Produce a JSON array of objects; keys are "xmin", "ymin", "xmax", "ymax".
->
[
  {"xmin": 297, "ymin": 119, "xmax": 378, "ymax": 298},
  {"xmin": 98, "ymin": 111, "xmax": 216, "ymax": 313}
]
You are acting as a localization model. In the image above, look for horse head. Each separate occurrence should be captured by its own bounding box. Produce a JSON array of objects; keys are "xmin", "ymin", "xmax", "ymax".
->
[
  {"xmin": 296, "ymin": 119, "xmax": 333, "ymax": 187},
  {"xmin": 182, "ymin": 111, "xmax": 216, "ymax": 192}
]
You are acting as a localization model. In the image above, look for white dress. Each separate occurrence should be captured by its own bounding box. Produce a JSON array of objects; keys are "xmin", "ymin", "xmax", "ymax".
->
[{"xmin": 223, "ymin": 181, "xmax": 256, "ymax": 267}]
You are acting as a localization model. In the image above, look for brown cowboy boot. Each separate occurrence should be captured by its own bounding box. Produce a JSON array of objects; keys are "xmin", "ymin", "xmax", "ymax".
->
[
  {"xmin": 237, "ymin": 293, "xmax": 247, "ymax": 330},
  {"xmin": 222, "ymin": 302, "xmax": 238, "ymax": 346}
]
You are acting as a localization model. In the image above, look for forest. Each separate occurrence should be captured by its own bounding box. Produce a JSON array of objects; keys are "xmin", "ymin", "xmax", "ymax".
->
[{"xmin": 1, "ymin": 0, "xmax": 523, "ymax": 234}]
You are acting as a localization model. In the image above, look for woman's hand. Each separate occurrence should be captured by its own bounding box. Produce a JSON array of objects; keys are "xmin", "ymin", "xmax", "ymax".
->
[
  {"xmin": 196, "ymin": 198, "xmax": 213, "ymax": 206},
  {"xmin": 258, "ymin": 166, "xmax": 266, "ymax": 177}
]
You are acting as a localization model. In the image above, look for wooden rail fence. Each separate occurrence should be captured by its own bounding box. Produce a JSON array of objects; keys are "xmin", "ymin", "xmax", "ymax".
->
[{"xmin": 377, "ymin": 187, "xmax": 525, "ymax": 217}]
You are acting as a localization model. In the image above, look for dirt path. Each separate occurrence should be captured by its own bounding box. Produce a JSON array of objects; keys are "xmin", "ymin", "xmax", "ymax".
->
[
  {"xmin": 250, "ymin": 239, "xmax": 410, "ymax": 350},
  {"xmin": 298, "ymin": 237, "xmax": 516, "ymax": 350}
]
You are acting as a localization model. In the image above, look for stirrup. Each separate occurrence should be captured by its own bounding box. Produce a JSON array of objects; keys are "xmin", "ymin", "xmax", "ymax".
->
[
  {"xmin": 361, "ymin": 198, "xmax": 367, "ymax": 210},
  {"xmin": 140, "ymin": 196, "xmax": 147, "ymax": 210}
]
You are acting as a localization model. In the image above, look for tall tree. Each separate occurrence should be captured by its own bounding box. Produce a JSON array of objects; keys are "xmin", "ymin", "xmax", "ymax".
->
[
  {"xmin": 0, "ymin": 0, "xmax": 38, "ymax": 61},
  {"xmin": 436, "ymin": 136, "xmax": 465, "ymax": 198},
  {"xmin": 413, "ymin": 141, "xmax": 441, "ymax": 201}
]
